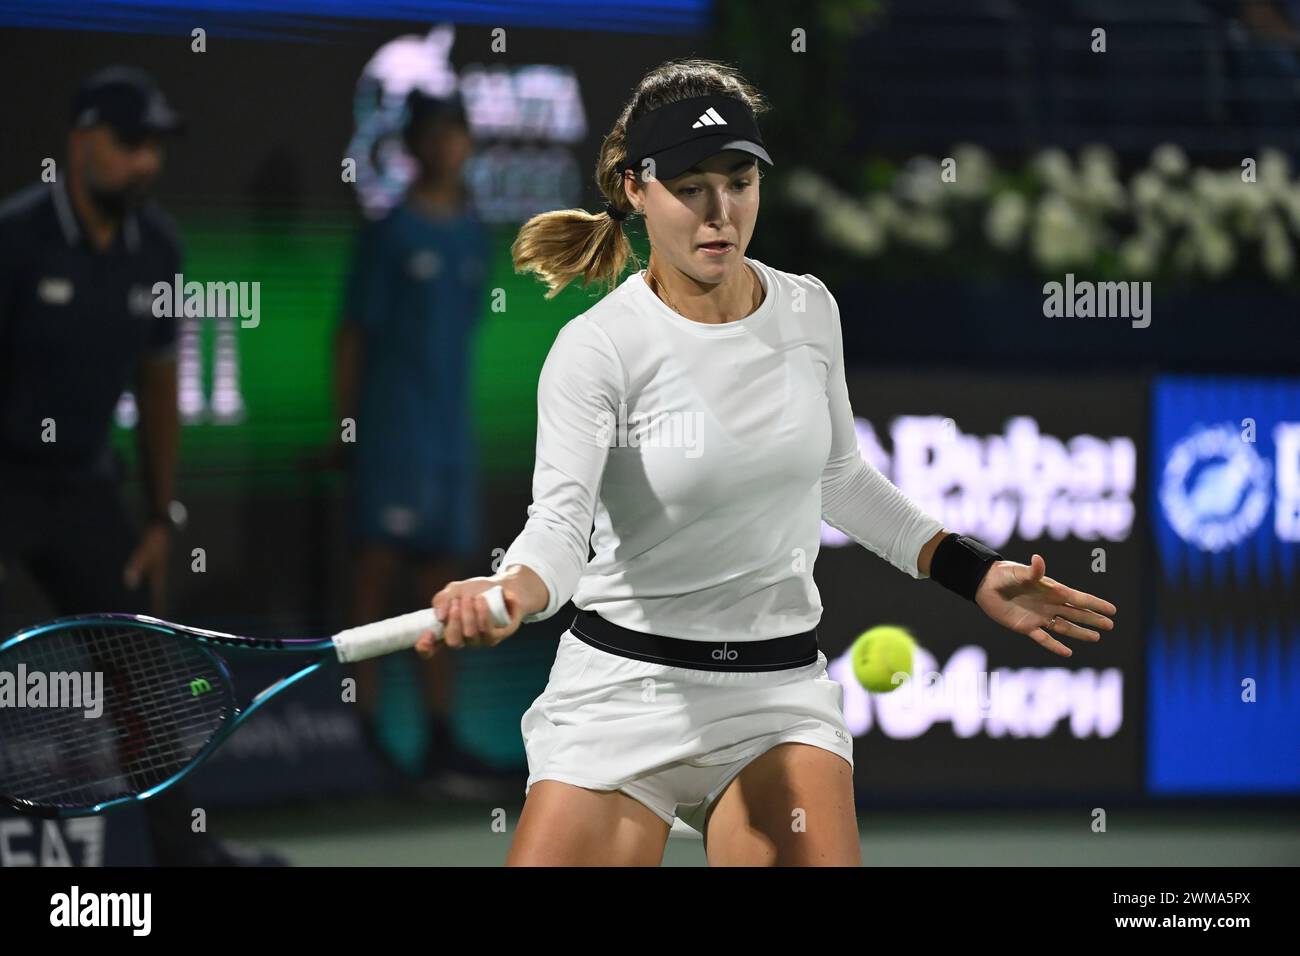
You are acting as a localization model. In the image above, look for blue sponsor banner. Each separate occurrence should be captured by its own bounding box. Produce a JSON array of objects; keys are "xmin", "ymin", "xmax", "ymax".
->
[
  {"xmin": 1149, "ymin": 375, "xmax": 1300, "ymax": 795},
  {"xmin": 1151, "ymin": 376, "xmax": 1300, "ymax": 588},
  {"xmin": 1147, "ymin": 619, "xmax": 1300, "ymax": 794},
  {"xmin": 0, "ymin": 1, "xmax": 711, "ymax": 37}
]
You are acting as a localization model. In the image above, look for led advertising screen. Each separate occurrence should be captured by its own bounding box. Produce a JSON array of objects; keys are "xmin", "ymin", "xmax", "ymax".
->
[
  {"xmin": 0, "ymin": 16, "xmax": 675, "ymax": 479},
  {"xmin": 1148, "ymin": 376, "xmax": 1300, "ymax": 795},
  {"xmin": 816, "ymin": 372, "xmax": 1146, "ymax": 802}
]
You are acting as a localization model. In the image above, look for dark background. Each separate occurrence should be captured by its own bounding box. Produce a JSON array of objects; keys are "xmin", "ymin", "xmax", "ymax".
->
[{"xmin": 0, "ymin": 1, "xmax": 1296, "ymax": 866}]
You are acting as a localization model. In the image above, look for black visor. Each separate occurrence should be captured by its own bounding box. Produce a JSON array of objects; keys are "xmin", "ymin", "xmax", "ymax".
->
[{"xmin": 621, "ymin": 94, "xmax": 772, "ymax": 182}]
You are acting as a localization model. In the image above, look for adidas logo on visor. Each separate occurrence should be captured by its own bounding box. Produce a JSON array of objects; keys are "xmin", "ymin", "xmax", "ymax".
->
[{"xmin": 691, "ymin": 107, "xmax": 727, "ymax": 128}]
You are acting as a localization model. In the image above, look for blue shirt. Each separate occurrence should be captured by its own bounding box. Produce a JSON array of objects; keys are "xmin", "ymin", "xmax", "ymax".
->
[{"xmin": 343, "ymin": 200, "xmax": 489, "ymax": 478}]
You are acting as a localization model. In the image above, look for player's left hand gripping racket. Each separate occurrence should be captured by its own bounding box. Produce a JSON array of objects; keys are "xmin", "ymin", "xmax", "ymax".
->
[{"xmin": 0, "ymin": 586, "xmax": 510, "ymax": 818}]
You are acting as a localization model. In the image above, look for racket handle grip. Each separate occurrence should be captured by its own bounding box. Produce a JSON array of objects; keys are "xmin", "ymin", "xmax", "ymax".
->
[{"xmin": 331, "ymin": 585, "xmax": 509, "ymax": 663}]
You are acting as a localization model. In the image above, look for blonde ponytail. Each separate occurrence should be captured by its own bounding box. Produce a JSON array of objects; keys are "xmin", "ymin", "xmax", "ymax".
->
[{"xmin": 511, "ymin": 57, "xmax": 768, "ymax": 300}]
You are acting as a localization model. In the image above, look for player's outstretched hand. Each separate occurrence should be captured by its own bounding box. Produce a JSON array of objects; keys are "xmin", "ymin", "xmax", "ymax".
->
[
  {"xmin": 414, "ymin": 576, "xmax": 522, "ymax": 657},
  {"xmin": 974, "ymin": 553, "xmax": 1116, "ymax": 658}
]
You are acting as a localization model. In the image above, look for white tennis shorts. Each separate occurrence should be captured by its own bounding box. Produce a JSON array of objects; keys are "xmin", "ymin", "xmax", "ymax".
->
[{"xmin": 520, "ymin": 628, "xmax": 855, "ymax": 835}]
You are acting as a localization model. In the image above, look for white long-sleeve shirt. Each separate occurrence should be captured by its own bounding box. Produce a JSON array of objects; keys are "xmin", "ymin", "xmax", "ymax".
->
[{"xmin": 500, "ymin": 256, "xmax": 944, "ymax": 642}]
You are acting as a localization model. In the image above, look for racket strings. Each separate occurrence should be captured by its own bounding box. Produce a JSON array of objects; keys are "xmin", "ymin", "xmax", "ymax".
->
[{"xmin": 0, "ymin": 624, "xmax": 231, "ymax": 810}]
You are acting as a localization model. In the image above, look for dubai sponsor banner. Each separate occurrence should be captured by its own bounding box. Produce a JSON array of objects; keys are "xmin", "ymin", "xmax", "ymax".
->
[
  {"xmin": 1148, "ymin": 376, "xmax": 1300, "ymax": 795},
  {"xmin": 818, "ymin": 372, "xmax": 1145, "ymax": 800}
]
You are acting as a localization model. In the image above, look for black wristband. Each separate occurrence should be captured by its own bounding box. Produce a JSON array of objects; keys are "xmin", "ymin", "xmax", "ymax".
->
[{"xmin": 929, "ymin": 534, "xmax": 1003, "ymax": 601}]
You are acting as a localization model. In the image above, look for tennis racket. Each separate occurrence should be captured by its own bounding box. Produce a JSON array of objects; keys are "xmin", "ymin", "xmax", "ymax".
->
[{"xmin": 0, "ymin": 585, "xmax": 509, "ymax": 818}]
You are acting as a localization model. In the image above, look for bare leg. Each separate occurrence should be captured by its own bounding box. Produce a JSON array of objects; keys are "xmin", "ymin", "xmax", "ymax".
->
[
  {"xmin": 703, "ymin": 742, "xmax": 860, "ymax": 866},
  {"xmin": 507, "ymin": 781, "xmax": 671, "ymax": 866}
]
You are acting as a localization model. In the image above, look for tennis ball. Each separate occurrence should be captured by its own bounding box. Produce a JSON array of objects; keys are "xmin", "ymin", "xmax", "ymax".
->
[{"xmin": 850, "ymin": 626, "xmax": 917, "ymax": 693}]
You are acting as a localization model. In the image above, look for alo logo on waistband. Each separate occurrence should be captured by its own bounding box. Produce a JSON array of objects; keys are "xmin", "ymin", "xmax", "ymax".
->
[{"xmin": 711, "ymin": 643, "xmax": 739, "ymax": 662}]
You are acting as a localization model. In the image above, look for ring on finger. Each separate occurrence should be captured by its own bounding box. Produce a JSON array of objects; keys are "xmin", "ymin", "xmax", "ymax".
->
[{"xmin": 1046, "ymin": 615, "xmax": 1059, "ymax": 630}]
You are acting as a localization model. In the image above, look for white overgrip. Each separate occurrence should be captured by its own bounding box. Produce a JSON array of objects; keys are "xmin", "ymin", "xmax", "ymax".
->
[
  {"xmin": 332, "ymin": 608, "xmax": 439, "ymax": 663},
  {"xmin": 331, "ymin": 585, "xmax": 508, "ymax": 662}
]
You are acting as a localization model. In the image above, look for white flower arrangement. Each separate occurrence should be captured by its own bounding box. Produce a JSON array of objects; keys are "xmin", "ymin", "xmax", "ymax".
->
[
  {"xmin": 985, "ymin": 192, "xmax": 1028, "ymax": 250},
  {"xmin": 783, "ymin": 143, "xmax": 1300, "ymax": 283}
]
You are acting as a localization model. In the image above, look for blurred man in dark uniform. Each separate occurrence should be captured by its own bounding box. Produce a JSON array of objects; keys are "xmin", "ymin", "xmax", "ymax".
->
[{"xmin": 0, "ymin": 66, "xmax": 281, "ymax": 865}]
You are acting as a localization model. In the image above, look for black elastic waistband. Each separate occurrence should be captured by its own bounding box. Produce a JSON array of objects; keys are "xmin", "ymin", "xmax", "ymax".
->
[{"xmin": 568, "ymin": 609, "xmax": 819, "ymax": 672}]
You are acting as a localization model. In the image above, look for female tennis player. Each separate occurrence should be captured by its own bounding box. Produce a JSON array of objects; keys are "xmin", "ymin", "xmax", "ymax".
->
[{"xmin": 413, "ymin": 58, "xmax": 1117, "ymax": 866}]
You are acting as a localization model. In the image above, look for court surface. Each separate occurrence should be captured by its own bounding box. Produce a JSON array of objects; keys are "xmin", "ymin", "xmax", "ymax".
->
[{"xmin": 218, "ymin": 800, "xmax": 1300, "ymax": 866}]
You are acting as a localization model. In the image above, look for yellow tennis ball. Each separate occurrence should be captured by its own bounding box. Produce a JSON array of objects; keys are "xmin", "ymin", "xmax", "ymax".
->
[{"xmin": 850, "ymin": 626, "xmax": 917, "ymax": 693}]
